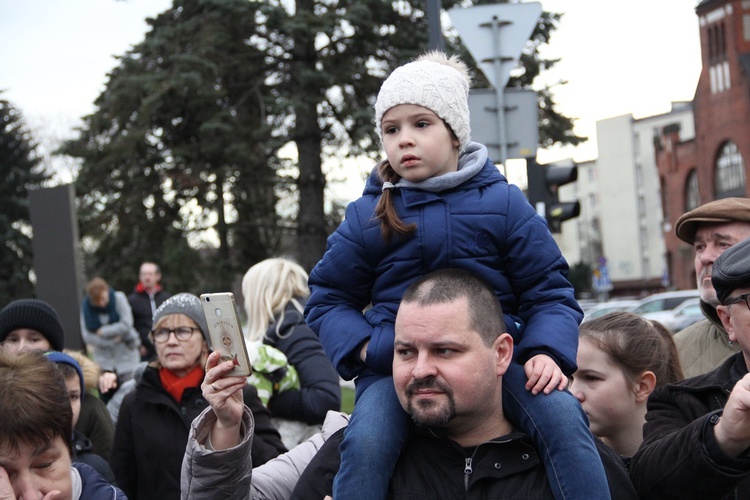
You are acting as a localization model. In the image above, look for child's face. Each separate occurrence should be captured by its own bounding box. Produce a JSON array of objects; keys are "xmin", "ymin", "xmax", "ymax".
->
[
  {"xmin": 381, "ymin": 104, "xmax": 460, "ymax": 183},
  {"xmin": 64, "ymin": 375, "xmax": 82, "ymax": 429},
  {"xmin": 1, "ymin": 329, "xmax": 52, "ymax": 354},
  {"xmin": 570, "ymin": 338, "xmax": 639, "ymax": 441}
]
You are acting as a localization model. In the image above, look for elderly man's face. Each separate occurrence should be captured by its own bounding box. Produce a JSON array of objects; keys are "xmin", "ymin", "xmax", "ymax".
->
[
  {"xmin": 717, "ymin": 286, "xmax": 750, "ymax": 366},
  {"xmin": 393, "ymin": 297, "xmax": 512, "ymax": 443},
  {"xmin": 694, "ymin": 222, "xmax": 750, "ymax": 306}
]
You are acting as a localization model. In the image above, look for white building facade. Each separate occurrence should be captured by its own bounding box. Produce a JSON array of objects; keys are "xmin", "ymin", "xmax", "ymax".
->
[{"xmin": 557, "ymin": 102, "xmax": 694, "ymax": 296}]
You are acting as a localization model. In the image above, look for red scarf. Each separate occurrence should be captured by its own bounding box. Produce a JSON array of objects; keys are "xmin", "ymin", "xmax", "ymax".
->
[
  {"xmin": 135, "ymin": 282, "xmax": 162, "ymax": 294},
  {"xmin": 159, "ymin": 365, "xmax": 204, "ymax": 403}
]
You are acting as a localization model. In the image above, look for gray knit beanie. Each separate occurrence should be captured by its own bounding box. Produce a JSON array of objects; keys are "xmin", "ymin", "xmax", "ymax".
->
[
  {"xmin": 152, "ymin": 293, "xmax": 210, "ymax": 346},
  {"xmin": 375, "ymin": 51, "xmax": 472, "ymax": 152},
  {"xmin": 0, "ymin": 299, "xmax": 65, "ymax": 351}
]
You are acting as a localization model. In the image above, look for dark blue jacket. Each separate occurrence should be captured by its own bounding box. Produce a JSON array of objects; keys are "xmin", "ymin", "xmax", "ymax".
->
[
  {"xmin": 306, "ymin": 154, "xmax": 582, "ymax": 395},
  {"xmin": 74, "ymin": 462, "xmax": 127, "ymax": 499}
]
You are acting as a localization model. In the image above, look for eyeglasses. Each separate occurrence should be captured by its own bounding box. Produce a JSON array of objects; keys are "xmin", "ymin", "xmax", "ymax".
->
[
  {"xmin": 725, "ymin": 293, "xmax": 750, "ymax": 311},
  {"xmin": 150, "ymin": 326, "xmax": 200, "ymax": 343}
]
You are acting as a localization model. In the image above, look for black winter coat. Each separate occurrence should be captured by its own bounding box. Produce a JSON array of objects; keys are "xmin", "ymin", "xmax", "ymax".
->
[
  {"xmin": 110, "ymin": 366, "xmax": 286, "ymax": 500},
  {"xmin": 292, "ymin": 427, "xmax": 637, "ymax": 499},
  {"xmin": 265, "ymin": 301, "xmax": 341, "ymax": 424},
  {"xmin": 127, "ymin": 289, "xmax": 171, "ymax": 359},
  {"xmin": 72, "ymin": 429, "xmax": 116, "ymax": 485},
  {"xmin": 631, "ymin": 352, "xmax": 750, "ymax": 499}
]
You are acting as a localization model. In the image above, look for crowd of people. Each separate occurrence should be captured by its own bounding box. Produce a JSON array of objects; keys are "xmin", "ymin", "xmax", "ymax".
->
[{"xmin": 3, "ymin": 50, "xmax": 750, "ymax": 500}]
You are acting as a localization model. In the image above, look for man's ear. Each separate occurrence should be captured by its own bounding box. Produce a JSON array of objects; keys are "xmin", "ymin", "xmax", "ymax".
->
[
  {"xmin": 717, "ymin": 305, "xmax": 738, "ymax": 342},
  {"xmin": 493, "ymin": 333, "xmax": 514, "ymax": 376},
  {"xmin": 634, "ymin": 371, "xmax": 657, "ymax": 403}
]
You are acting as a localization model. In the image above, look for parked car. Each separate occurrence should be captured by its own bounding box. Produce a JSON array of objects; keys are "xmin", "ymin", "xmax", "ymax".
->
[
  {"xmin": 642, "ymin": 297, "xmax": 703, "ymax": 333},
  {"xmin": 582, "ymin": 299, "xmax": 640, "ymax": 322},
  {"xmin": 629, "ymin": 289, "xmax": 700, "ymax": 318}
]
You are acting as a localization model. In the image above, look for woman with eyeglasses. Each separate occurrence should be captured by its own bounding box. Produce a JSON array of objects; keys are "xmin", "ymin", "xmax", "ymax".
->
[{"xmin": 110, "ymin": 294, "xmax": 286, "ymax": 500}]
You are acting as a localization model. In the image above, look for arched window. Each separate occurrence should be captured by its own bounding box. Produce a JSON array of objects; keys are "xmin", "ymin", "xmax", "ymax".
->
[
  {"xmin": 715, "ymin": 141, "xmax": 746, "ymax": 198},
  {"xmin": 685, "ymin": 170, "xmax": 700, "ymax": 212}
]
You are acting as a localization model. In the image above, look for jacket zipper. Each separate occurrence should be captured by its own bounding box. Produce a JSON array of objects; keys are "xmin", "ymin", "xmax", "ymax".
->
[{"xmin": 464, "ymin": 457, "xmax": 473, "ymax": 490}]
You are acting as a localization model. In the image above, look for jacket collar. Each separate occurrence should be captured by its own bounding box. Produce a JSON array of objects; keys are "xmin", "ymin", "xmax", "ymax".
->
[
  {"xmin": 668, "ymin": 352, "xmax": 748, "ymax": 395},
  {"xmin": 700, "ymin": 299, "xmax": 726, "ymax": 332}
]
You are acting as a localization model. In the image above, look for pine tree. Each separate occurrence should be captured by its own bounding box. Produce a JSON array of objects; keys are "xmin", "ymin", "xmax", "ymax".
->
[
  {"xmin": 0, "ymin": 95, "xmax": 47, "ymax": 303},
  {"xmin": 63, "ymin": 0, "xmax": 280, "ymax": 291},
  {"xmin": 65, "ymin": 0, "xmax": 583, "ymax": 282},
  {"xmin": 259, "ymin": 0, "xmax": 583, "ymax": 269}
]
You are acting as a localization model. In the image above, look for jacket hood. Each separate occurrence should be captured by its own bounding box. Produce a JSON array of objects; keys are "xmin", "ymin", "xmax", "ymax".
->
[
  {"xmin": 265, "ymin": 299, "xmax": 306, "ymax": 341},
  {"xmin": 700, "ymin": 299, "xmax": 725, "ymax": 332},
  {"xmin": 64, "ymin": 350, "xmax": 102, "ymax": 392},
  {"xmin": 363, "ymin": 141, "xmax": 502, "ymax": 197}
]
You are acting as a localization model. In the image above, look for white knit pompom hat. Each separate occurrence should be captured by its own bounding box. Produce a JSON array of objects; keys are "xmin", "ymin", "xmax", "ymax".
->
[{"xmin": 375, "ymin": 51, "xmax": 473, "ymax": 152}]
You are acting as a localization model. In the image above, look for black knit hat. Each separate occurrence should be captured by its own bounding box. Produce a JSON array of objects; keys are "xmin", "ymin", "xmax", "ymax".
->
[
  {"xmin": 712, "ymin": 237, "xmax": 750, "ymax": 305},
  {"xmin": 0, "ymin": 299, "xmax": 65, "ymax": 351}
]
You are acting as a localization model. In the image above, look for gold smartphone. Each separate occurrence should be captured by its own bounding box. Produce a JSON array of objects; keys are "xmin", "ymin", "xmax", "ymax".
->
[{"xmin": 200, "ymin": 292, "xmax": 252, "ymax": 377}]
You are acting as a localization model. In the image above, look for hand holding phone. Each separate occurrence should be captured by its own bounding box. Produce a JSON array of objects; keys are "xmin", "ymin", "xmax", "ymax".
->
[{"xmin": 200, "ymin": 292, "xmax": 252, "ymax": 377}]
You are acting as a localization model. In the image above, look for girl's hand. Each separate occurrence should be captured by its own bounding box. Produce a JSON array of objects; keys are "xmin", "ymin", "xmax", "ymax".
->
[
  {"xmin": 524, "ymin": 354, "xmax": 566, "ymax": 395},
  {"xmin": 203, "ymin": 352, "xmax": 247, "ymax": 449}
]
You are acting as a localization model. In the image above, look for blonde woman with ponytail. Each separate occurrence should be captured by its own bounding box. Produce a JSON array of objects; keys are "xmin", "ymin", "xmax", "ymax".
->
[{"xmin": 241, "ymin": 258, "xmax": 341, "ymax": 439}]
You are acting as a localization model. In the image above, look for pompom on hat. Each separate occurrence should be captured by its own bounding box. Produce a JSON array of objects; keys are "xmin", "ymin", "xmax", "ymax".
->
[
  {"xmin": 152, "ymin": 293, "xmax": 210, "ymax": 347},
  {"xmin": 675, "ymin": 197, "xmax": 750, "ymax": 244},
  {"xmin": 375, "ymin": 51, "xmax": 472, "ymax": 152},
  {"xmin": 0, "ymin": 299, "xmax": 65, "ymax": 351}
]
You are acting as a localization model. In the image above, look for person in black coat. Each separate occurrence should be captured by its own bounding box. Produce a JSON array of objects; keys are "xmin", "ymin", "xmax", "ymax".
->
[
  {"xmin": 631, "ymin": 237, "xmax": 750, "ymax": 499},
  {"xmin": 128, "ymin": 262, "xmax": 171, "ymax": 361},
  {"xmin": 110, "ymin": 293, "xmax": 286, "ymax": 500}
]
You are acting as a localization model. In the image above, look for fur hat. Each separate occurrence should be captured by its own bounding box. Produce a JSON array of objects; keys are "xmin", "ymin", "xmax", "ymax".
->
[
  {"xmin": 712, "ymin": 237, "xmax": 750, "ymax": 304},
  {"xmin": 375, "ymin": 51, "xmax": 472, "ymax": 152},
  {"xmin": 152, "ymin": 293, "xmax": 210, "ymax": 346},
  {"xmin": 675, "ymin": 197, "xmax": 750, "ymax": 244},
  {"xmin": 0, "ymin": 299, "xmax": 65, "ymax": 351},
  {"xmin": 46, "ymin": 351, "xmax": 85, "ymax": 395}
]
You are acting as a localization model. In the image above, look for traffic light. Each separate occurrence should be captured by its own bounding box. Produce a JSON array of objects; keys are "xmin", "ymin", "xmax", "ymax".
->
[{"xmin": 526, "ymin": 157, "xmax": 581, "ymax": 233}]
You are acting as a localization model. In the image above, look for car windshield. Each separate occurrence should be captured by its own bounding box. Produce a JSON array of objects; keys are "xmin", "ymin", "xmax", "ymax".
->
[{"xmin": 631, "ymin": 300, "xmax": 665, "ymax": 315}]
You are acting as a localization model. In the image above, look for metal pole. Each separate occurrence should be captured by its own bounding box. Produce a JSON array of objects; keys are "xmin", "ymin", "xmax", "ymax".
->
[
  {"xmin": 490, "ymin": 16, "xmax": 509, "ymax": 176},
  {"xmin": 426, "ymin": 0, "xmax": 445, "ymax": 51}
]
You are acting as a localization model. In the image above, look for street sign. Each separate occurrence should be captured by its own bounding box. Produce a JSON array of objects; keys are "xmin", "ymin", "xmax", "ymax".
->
[
  {"xmin": 468, "ymin": 88, "xmax": 538, "ymax": 160},
  {"xmin": 447, "ymin": 3, "xmax": 542, "ymax": 90}
]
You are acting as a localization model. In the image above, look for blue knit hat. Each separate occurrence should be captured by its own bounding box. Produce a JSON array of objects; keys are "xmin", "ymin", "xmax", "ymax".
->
[{"xmin": 45, "ymin": 351, "xmax": 85, "ymax": 395}]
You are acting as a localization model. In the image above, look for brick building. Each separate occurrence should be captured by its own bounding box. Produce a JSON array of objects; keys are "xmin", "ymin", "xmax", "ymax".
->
[{"xmin": 657, "ymin": 0, "xmax": 750, "ymax": 290}]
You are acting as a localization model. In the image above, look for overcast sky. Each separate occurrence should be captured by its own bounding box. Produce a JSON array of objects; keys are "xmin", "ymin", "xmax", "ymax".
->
[{"xmin": 0, "ymin": 0, "xmax": 701, "ymax": 184}]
